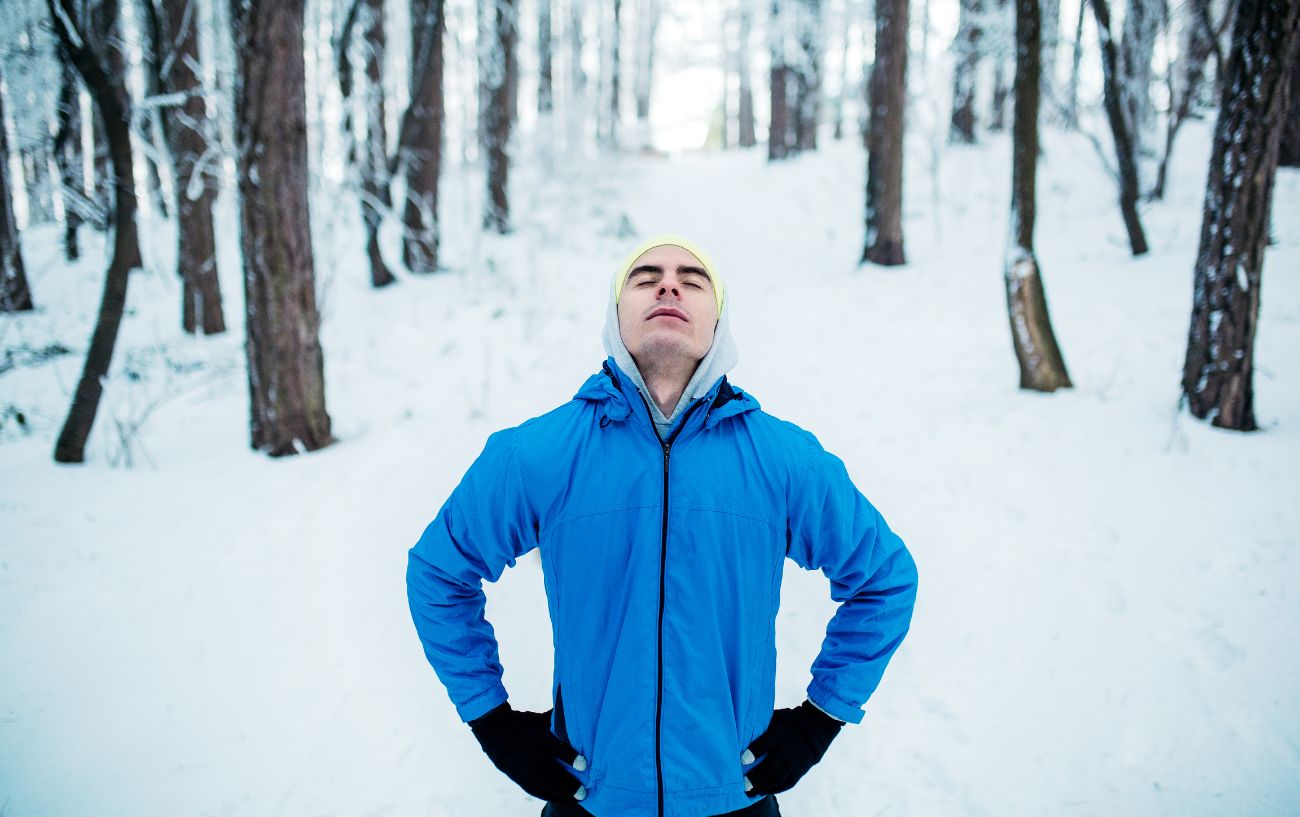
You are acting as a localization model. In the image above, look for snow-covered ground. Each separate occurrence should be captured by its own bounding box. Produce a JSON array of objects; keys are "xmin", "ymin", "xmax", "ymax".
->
[{"xmin": 2, "ymin": 119, "xmax": 1299, "ymax": 817}]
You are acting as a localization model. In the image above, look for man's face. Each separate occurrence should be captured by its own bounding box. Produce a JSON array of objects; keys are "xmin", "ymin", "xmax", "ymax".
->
[{"xmin": 617, "ymin": 245, "xmax": 719, "ymax": 368}]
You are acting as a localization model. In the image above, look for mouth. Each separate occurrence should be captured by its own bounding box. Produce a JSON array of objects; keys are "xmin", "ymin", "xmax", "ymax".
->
[{"xmin": 647, "ymin": 307, "xmax": 688, "ymax": 322}]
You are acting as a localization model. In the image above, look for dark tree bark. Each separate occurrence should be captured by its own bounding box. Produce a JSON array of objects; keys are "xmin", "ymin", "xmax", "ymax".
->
[
  {"xmin": 768, "ymin": 0, "xmax": 793, "ymax": 159},
  {"xmin": 230, "ymin": 0, "xmax": 334, "ymax": 456},
  {"xmin": 792, "ymin": 0, "xmax": 822, "ymax": 152},
  {"xmin": 1280, "ymin": 45, "xmax": 1300, "ymax": 166},
  {"xmin": 93, "ymin": 0, "xmax": 143, "ymax": 270},
  {"xmin": 483, "ymin": 0, "xmax": 518, "ymax": 232},
  {"xmin": 402, "ymin": 0, "xmax": 446, "ymax": 273},
  {"xmin": 1089, "ymin": 0, "xmax": 1149, "ymax": 255},
  {"xmin": 1005, "ymin": 0, "xmax": 1071, "ymax": 392},
  {"xmin": 54, "ymin": 56, "xmax": 84, "ymax": 261},
  {"xmin": 1180, "ymin": 0, "xmax": 1300, "ymax": 431},
  {"xmin": 1, "ymin": 73, "xmax": 35, "ymax": 313},
  {"xmin": 950, "ymin": 0, "xmax": 983, "ymax": 143},
  {"xmin": 862, "ymin": 0, "xmax": 908, "ymax": 266},
  {"xmin": 1153, "ymin": 0, "xmax": 1216, "ymax": 197},
  {"xmin": 47, "ymin": 0, "xmax": 143, "ymax": 463},
  {"xmin": 337, "ymin": 0, "xmax": 396, "ymax": 287},
  {"xmin": 539, "ymin": 0, "xmax": 553, "ymax": 115},
  {"xmin": 738, "ymin": 0, "xmax": 757, "ymax": 147},
  {"xmin": 159, "ymin": 0, "xmax": 227, "ymax": 334}
]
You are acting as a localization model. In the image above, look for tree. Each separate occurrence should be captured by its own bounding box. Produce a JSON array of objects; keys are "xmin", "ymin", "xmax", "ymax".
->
[
  {"xmin": 539, "ymin": 0, "xmax": 553, "ymax": 116},
  {"xmin": 403, "ymin": 0, "xmax": 447, "ymax": 274},
  {"xmin": 46, "ymin": 0, "xmax": 144, "ymax": 463},
  {"xmin": 633, "ymin": 0, "xmax": 660, "ymax": 150},
  {"xmin": 155, "ymin": 0, "xmax": 227, "ymax": 334},
  {"xmin": 1, "ymin": 70, "xmax": 35, "ymax": 312},
  {"xmin": 1280, "ymin": 43, "xmax": 1300, "ymax": 166},
  {"xmin": 54, "ymin": 56, "xmax": 84, "ymax": 261},
  {"xmin": 1180, "ymin": 0, "xmax": 1300, "ymax": 431},
  {"xmin": 1153, "ymin": 0, "xmax": 1218, "ymax": 197},
  {"xmin": 1089, "ymin": 0, "xmax": 1149, "ymax": 255},
  {"xmin": 337, "ymin": 0, "xmax": 396, "ymax": 287},
  {"xmin": 791, "ymin": 0, "xmax": 823, "ymax": 151},
  {"xmin": 1005, "ymin": 0, "xmax": 1070, "ymax": 392},
  {"xmin": 737, "ymin": 0, "xmax": 757, "ymax": 147},
  {"xmin": 230, "ymin": 0, "xmax": 334, "ymax": 456},
  {"xmin": 862, "ymin": 0, "xmax": 908, "ymax": 266},
  {"xmin": 1119, "ymin": 0, "xmax": 1165, "ymax": 181},
  {"xmin": 483, "ymin": 0, "xmax": 518, "ymax": 232},
  {"xmin": 768, "ymin": 0, "xmax": 792, "ymax": 160},
  {"xmin": 950, "ymin": 0, "xmax": 983, "ymax": 143}
]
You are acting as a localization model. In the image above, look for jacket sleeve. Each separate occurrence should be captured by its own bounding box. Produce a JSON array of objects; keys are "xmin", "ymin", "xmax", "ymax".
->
[
  {"xmin": 406, "ymin": 428, "xmax": 539, "ymax": 723},
  {"xmin": 786, "ymin": 435, "xmax": 919, "ymax": 725}
]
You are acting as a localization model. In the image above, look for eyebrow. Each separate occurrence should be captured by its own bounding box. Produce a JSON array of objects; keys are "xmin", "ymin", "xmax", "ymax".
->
[{"xmin": 627, "ymin": 265, "xmax": 712, "ymax": 282}]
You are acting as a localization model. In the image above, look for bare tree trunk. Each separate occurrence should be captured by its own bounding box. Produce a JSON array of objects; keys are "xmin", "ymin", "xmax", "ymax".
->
[
  {"xmin": 339, "ymin": 0, "xmax": 397, "ymax": 286},
  {"xmin": 539, "ymin": 0, "xmax": 554, "ymax": 115},
  {"xmin": 792, "ymin": 0, "xmax": 822, "ymax": 151},
  {"xmin": 768, "ymin": 0, "xmax": 793, "ymax": 160},
  {"xmin": 633, "ymin": 0, "xmax": 660, "ymax": 149},
  {"xmin": 990, "ymin": 60, "xmax": 1009, "ymax": 130},
  {"xmin": 95, "ymin": 0, "xmax": 144, "ymax": 270},
  {"xmin": 230, "ymin": 0, "xmax": 334, "ymax": 456},
  {"xmin": 54, "ymin": 56, "xmax": 84, "ymax": 262},
  {"xmin": 1065, "ymin": 0, "xmax": 1085, "ymax": 125},
  {"xmin": 1006, "ymin": 0, "xmax": 1070, "ymax": 392},
  {"xmin": 1090, "ymin": 0, "xmax": 1150, "ymax": 255},
  {"xmin": 1181, "ymin": 0, "xmax": 1299, "ymax": 431},
  {"xmin": 832, "ymin": 0, "xmax": 850, "ymax": 140},
  {"xmin": 1119, "ymin": 0, "xmax": 1164, "ymax": 177},
  {"xmin": 1, "ymin": 73, "xmax": 35, "ymax": 313},
  {"xmin": 1153, "ymin": 0, "xmax": 1216, "ymax": 197},
  {"xmin": 950, "ymin": 0, "xmax": 983, "ymax": 142},
  {"xmin": 21, "ymin": 146, "xmax": 57, "ymax": 225},
  {"xmin": 137, "ymin": 2, "xmax": 172, "ymax": 220},
  {"xmin": 1280, "ymin": 43, "xmax": 1300, "ymax": 166},
  {"xmin": 608, "ymin": 0, "xmax": 622, "ymax": 149},
  {"xmin": 738, "ymin": 0, "xmax": 757, "ymax": 147},
  {"xmin": 360, "ymin": 0, "xmax": 394, "ymax": 286},
  {"xmin": 483, "ymin": 0, "xmax": 518, "ymax": 232},
  {"xmin": 403, "ymin": 0, "xmax": 447, "ymax": 274},
  {"xmin": 159, "ymin": 0, "xmax": 227, "ymax": 335},
  {"xmin": 862, "ymin": 0, "xmax": 908, "ymax": 266},
  {"xmin": 1041, "ymin": 0, "xmax": 1060, "ymax": 98},
  {"xmin": 568, "ymin": 0, "xmax": 588, "ymax": 155},
  {"xmin": 47, "ymin": 0, "xmax": 143, "ymax": 463}
]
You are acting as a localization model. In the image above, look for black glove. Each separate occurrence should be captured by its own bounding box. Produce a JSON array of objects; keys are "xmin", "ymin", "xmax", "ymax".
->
[
  {"xmin": 468, "ymin": 702, "xmax": 588, "ymax": 802},
  {"xmin": 742, "ymin": 700, "xmax": 844, "ymax": 795}
]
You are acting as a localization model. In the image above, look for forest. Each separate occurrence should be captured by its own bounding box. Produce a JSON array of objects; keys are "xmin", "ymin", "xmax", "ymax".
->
[{"xmin": 1, "ymin": 1, "xmax": 1299, "ymax": 815}]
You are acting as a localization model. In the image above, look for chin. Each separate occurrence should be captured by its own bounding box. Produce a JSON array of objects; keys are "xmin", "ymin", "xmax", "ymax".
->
[{"xmin": 635, "ymin": 334, "xmax": 707, "ymax": 364}]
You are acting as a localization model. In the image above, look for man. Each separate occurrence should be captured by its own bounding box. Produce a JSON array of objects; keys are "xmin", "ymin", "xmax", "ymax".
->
[{"xmin": 407, "ymin": 235, "xmax": 919, "ymax": 817}]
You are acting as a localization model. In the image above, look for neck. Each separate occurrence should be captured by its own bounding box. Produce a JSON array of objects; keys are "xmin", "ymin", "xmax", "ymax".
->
[{"xmin": 633, "ymin": 354, "xmax": 699, "ymax": 419}]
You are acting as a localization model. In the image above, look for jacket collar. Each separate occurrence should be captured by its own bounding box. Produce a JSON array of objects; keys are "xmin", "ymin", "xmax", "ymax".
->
[{"xmin": 574, "ymin": 357, "xmax": 759, "ymax": 433}]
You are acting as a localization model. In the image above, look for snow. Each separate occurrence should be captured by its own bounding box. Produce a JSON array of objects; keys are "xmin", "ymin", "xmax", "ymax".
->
[{"xmin": 2, "ymin": 116, "xmax": 1300, "ymax": 817}]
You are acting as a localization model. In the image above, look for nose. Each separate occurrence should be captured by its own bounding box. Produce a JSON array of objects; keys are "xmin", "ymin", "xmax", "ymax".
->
[{"xmin": 657, "ymin": 276, "xmax": 681, "ymax": 299}]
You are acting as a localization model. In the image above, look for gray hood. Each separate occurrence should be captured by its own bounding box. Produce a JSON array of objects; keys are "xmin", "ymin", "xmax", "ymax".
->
[{"xmin": 602, "ymin": 283, "xmax": 739, "ymax": 440}]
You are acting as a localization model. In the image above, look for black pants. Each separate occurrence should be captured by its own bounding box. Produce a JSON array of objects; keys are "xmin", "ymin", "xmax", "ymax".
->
[{"xmin": 541, "ymin": 795, "xmax": 780, "ymax": 816}]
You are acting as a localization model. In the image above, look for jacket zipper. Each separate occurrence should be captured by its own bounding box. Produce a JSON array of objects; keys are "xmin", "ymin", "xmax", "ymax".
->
[{"xmin": 642, "ymin": 394, "xmax": 702, "ymax": 817}]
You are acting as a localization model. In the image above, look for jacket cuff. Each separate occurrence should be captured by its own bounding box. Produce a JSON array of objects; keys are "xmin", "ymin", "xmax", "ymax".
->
[
  {"xmin": 807, "ymin": 680, "xmax": 864, "ymax": 724},
  {"xmin": 456, "ymin": 683, "xmax": 510, "ymax": 723}
]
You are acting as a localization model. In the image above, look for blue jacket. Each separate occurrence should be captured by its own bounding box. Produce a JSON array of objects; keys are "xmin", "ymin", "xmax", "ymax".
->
[{"xmin": 407, "ymin": 358, "xmax": 918, "ymax": 817}]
